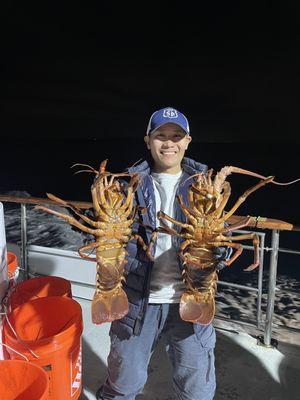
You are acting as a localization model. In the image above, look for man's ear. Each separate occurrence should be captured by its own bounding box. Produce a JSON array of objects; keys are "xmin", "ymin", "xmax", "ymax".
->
[
  {"xmin": 185, "ymin": 136, "xmax": 192, "ymax": 150},
  {"xmin": 144, "ymin": 135, "xmax": 151, "ymax": 149}
]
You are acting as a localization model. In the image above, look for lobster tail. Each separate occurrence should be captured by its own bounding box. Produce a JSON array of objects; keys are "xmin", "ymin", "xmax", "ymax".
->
[
  {"xmin": 179, "ymin": 291, "xmax": 216, "ymax": 326},
  {"xmin": 180, "ymin": 264, "xmax": 218, "ymax": 325},
  {"xmin": 91, "ymin": 287, "xmax": 129, "ymax": 324}
]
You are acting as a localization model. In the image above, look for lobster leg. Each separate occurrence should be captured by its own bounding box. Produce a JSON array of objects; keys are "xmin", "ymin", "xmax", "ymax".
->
[
  {"xmin": 220, "ymin": 216, "xmax": 252, "ymax": 233},
  {"xmin": 220, "ymin": 176, "xmax": 274, "ymax": 223},
  {"xmin": 132, "ymin": 231, "xmax": 159, "ymax": 262},
  {"xmin": 214, "ymin": 233, "xmax": 260, "ymax": 271},
  {"xmin": 91, "ymin": 185, "xmax": 109, "ymax": 221},
  {"xmin": 158, "ymin": 211, "xmax": 192, "ymax": 231},
  {"xmin": 35, "ymin": 205, "xmax": 97, "ymax": 235},
  {"xmin": 188, "ymin": 189, "xmax": 203, "ymax": 216},
  {"xmin": 180, "ymin": 254, "xmax": 215, "ymax": 269},
  {"xmin": 120, "ymin": 195, "xmax": 134, "ymax": 217},
  {"xmin": 177, "ymin": 195, "xmax": 199, "ymax": 225},
  {"xmin": 78, "ymin": 242, "xmax": 98, "ymax": 261},
  {"xmin": 47, "ymin": 193, "xmax": 100, "ymax": 228},
  {"xmin": 159, "ymin": 220, "xmax": 182, "ymax": 236},
  {"xmin": 214, "ymin": 241, "xmax": 244, "ymax": 267},
  {"xmin": 146, "ymin": 230, "xmax": 159, "ymax": 261},
  {"xmin": 213, "ymin": 182, "xmax": 231, "ymax": 218},
  {"xmin": 222, "ymin": 233, "xmax": 260, "ymax": 271},
  {"xmin": 119, "ymin": 183, "xmax": 136, "ymax": 212},
  {"xmin": 132, "ymin": 233, "xmax": 148, "ymax": 252}
]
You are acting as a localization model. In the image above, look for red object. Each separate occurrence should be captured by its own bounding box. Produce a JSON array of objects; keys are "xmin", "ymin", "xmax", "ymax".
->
[
  {"xmin": 3, "ymin": 296, "xmax": 83, "ymax": 400},
  {"xmin": 7, "ymin": 251, "xmax": 18, "ymax": 279},
  {"xmin": 0, "ymin": 359, "xmax": 49, "ymax": 400},
  {"xmin": 9, "ymin": 275, "xmax": 72, "ymax": 310}
]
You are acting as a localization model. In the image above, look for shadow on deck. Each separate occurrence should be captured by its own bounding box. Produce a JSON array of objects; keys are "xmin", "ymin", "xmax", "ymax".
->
[{"xmin": 78, "ymin": 298, "xmax": 300, "ymax": 400}]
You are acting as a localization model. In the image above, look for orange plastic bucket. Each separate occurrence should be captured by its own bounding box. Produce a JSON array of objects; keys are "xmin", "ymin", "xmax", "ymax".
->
[
  {"xmin": 9, "ymin": 275, "xmax": 72, "ymax": 310},
  {"xmin": 3, "ymin": 296, "xmax": 83, "ymax": 400},
  {"xmin": 0, "ymin": 359, "xmax": 49, "ymax": 400},
  {"xmin": 7, "ymin": 251, "xmax": 18, "ymax": 279}
]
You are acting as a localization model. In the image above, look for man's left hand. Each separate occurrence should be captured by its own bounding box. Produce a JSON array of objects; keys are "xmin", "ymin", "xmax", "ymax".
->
[{"xmin": 212, "ymin": 246, "xmax": 232, "ymax": 271}]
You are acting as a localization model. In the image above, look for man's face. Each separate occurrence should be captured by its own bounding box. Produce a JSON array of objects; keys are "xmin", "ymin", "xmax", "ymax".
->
[{"xmin": 144, "ymin": 123, "xmax": 192, "ymax": 174}]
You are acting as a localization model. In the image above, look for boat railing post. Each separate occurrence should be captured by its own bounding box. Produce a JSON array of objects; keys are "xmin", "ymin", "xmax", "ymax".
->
[
  {"xmin": 264, "ymin": 229, "xmax": 280, "ymax": 347},
  {"xmin": 20, "ymin": 203, "xmax": 29, "ymax": 280},
  {"xmin": 256, "ymin": 232, "xmax": 265, "ymax": 328}
]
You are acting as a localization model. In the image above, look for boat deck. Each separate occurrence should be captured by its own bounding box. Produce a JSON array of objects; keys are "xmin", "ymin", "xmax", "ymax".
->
[{"xmin": 77, "ymin": 297, "xmax": 300, "ymax": 400}]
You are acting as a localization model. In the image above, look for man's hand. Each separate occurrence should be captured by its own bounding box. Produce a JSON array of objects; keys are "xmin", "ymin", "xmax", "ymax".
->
[{"xmin": 212, "ymin": 246, "xmax": 232, "ymax": 271}]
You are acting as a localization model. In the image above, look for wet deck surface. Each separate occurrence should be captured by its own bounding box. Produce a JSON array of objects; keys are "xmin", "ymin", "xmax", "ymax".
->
[{"xmin": 77, "ymin": 297, "xmax": 300, "ymax": 400}]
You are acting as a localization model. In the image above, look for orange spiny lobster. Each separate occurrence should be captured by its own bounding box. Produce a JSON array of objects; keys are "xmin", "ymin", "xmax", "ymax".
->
[
  {"xmin": 35, "ymin": 160, "xmax": 149, "ymax": 324},
  {"xmin": 158, "ymin": 166, "xmax": 300, "ymax": 326}
]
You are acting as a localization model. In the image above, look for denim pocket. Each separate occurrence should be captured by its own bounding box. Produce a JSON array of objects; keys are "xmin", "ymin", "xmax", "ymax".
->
[{"xmin": 110, "ymin": 317, "xmax": 135, "ymax": 341}]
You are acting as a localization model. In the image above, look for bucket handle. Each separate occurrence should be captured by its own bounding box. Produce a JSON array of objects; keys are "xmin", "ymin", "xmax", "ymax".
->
[
  {"xmin": 0, "ymin": 308, "xmax": 39, "ymax": 359},
  {"xmin": 0, "ymin": 341, "xmax": 29, "ymax": 361}
]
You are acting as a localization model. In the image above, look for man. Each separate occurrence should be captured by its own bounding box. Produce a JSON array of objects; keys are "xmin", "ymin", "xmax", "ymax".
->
[{"xmin": 97, "ymin": 107, "xmax": 228, "ymax": 400}]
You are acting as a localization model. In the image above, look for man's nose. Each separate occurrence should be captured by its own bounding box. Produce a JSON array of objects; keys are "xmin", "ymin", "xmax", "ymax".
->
[{"xmin": 162, "ymin": 139, "xmax": 174, "ymax": 147}]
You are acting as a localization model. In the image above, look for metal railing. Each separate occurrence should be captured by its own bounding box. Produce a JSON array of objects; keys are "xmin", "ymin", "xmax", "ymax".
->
[{"xmin": 1, "ymin": 197, "xmax": 300, "ymax": 347}]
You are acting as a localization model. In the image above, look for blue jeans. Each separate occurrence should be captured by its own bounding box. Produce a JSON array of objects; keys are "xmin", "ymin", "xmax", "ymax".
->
[{"xmin": 97, "ymin": 303, "xmax": 216, "ymax": 400}]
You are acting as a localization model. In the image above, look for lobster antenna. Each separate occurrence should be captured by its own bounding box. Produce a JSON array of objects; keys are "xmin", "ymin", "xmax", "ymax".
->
[
  {"xmin": 73, "ymin": 169, "xmax": 98, "ymax": 175},
  {"xmin": 127, "ymin": 158, "xmax": 143, "ymax": 171},
  {"xmin": 271, "ymin": 178, "xmax": 300, "ymax": 185},
  {"xmin": 71, "ymin": 163, "xmax": 98, "ymax": 173},
  {"xmin": 217, "ymin": 166, "xmax": 300, "ymax": 186},
  {"xmin": 180, "ymin": 172, "xmax": 205, "ymax": 187}
]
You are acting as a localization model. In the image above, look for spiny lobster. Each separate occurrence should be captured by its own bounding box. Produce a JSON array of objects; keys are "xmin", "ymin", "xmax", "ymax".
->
[
  {"xmin": 158, "ymin": 166, "xmax": 300, "ymax": 325},
  {"xmin": 35, "ymin": 160, "xmax": 150, "ymax": 324}
]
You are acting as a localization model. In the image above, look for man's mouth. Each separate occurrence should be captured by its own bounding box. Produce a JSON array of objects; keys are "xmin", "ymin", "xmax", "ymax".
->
[{"xmin": 160, "ymin": 151, "xmax": 177, "ymax": 155}]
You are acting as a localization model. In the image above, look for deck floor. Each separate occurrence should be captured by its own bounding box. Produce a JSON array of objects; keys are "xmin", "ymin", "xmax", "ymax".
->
[{"xmin": 77, "ymin": 297, "xmax": 300, "ymax": 400}]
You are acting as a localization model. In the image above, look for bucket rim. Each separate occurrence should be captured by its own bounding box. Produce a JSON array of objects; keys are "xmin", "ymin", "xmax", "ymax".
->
[
  {"xmin": 7, "ymin": 251, "xmax": 18, "ymax": 273},
  {"xmin": 4, "ymin": 296, "xmax": 83, "ymax": 345},
  {"xmin": 12, "ymin": 275, "xmax": 72, "ymax": 288},
  {"xmin": 0, "ymin": 359, "xmax": 49, "ymax": 398},
  {"xmin": 0, "ymin": 358, "xmax": 48, "ymax": 371}
]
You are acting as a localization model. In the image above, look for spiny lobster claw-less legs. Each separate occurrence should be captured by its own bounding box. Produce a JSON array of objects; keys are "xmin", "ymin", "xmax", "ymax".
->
[
  {"xmin": 133, "ymin": 232, "xmax": 158, "ymax": 261},
  {"xmin": 216, "ymin": 232, "xmax": 260, "ymax": 271},
  {"xmin": 78, "ymin": 242, "xmax": 98, "ymax": 261},
  {"xmin": 34, "ymin": 205, "xmax": 97, "ymax": 235}
]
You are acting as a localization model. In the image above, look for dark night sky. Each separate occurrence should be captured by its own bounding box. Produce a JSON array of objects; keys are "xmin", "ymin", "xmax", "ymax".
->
[
  {"xmin": 1, "ymin": 2, "xmax": 300, "ymax": 226},
  {"xmin": 2, "ymin": 2, "xmax": 300, "ymax": 142}
]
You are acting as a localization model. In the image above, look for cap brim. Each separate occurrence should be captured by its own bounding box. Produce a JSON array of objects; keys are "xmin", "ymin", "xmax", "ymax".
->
[{"xmin": 148, "ymin": 122, "xmax": 189, "ymax": 135}]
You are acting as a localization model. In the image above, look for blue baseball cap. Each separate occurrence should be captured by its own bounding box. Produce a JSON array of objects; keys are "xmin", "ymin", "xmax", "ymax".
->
[{"xmin": 146, "ymin": 107, "xmax": 190, "ymax": 135}]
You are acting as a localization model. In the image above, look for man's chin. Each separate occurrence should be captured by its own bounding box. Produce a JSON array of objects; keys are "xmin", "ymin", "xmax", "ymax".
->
[{"xmin": 159, "ymin": 156, "xmax": 181, "ymax": 167}]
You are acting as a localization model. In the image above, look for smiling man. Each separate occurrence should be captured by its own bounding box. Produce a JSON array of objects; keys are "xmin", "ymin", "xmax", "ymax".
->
[
  {"xmin": 144, "ymin": 119, "xmax": 192, "ymax": 174},
  {"xmin": 97, "ymin": 107, "xmax": 228, "ymax": 400}
]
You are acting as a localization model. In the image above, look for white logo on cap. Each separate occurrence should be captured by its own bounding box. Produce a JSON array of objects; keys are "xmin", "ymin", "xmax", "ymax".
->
[{"xmin": 163, "ymin": 108, "xmax": 178, "ymax": 118}]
